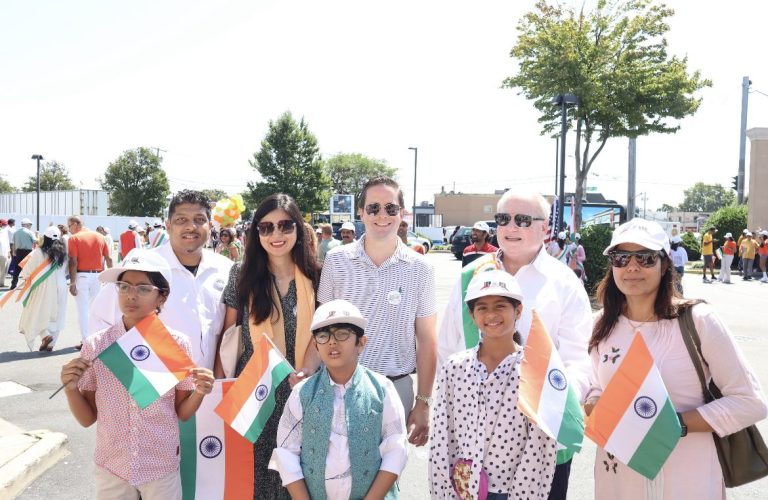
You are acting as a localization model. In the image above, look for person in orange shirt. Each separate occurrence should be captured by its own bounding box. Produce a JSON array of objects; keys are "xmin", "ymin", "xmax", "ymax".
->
[
  {"xmin": 739, "ymin": 232, "xmax": 758, "ymax": 281},
  {"xmin": 718, "ymin": 232, "xmax": 737, "ymax": 284},
  {"xmin": 758, "ymin": 231, "xmax": 768, "ymax": 283}
]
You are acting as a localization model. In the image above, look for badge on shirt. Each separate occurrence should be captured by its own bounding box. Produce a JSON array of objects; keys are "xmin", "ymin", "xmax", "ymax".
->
[
  {"xmin": 213, "ymin": 278, "xmax": 226, "ymax": 291},
  {"xmin": 387, "ymin": 289, "xmax": 402, "ymax": 305}
]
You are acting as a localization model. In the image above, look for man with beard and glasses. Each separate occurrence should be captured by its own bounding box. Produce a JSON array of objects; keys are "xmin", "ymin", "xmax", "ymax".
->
[
  {"xmin": 438, "ymin": 190, "xmax": 592, "ymax": 500},
  {"xmin": 87, "ymin": 190, "xmax": 233, "ymax": 369}
]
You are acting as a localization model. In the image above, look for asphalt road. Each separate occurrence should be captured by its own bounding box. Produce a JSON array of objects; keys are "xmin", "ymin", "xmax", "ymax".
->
[{"xmin": 1, "ymin": 252, "xmax": 767, "ymax": 499}]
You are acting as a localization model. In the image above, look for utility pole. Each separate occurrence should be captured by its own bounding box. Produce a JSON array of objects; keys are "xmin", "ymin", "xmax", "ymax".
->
[
  {"xmin": 627, "ymin": 136, "xmax": 637, "ymax": 219},
  {"xmin": 151, "ymin": 147, "xmax": 167, "ymax": 159},
  {"xmin": 738, "ymin": 76, "xmax": 750, "ymax": 204}
]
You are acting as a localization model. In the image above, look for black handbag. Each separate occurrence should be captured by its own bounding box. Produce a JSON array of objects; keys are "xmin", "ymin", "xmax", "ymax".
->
[{"xmin": 677, "ymin": 306, "xmax": 768, "ymax": 487}]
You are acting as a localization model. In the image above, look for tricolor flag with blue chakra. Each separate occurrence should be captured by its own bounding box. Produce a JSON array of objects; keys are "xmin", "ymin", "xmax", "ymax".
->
[
  {"xmin": 214, "ymin": 334, "xmax": 293, "ymax": 443},
  {"xmin": 585, "ymin": 333, "xmax": 681, "ymax": 479},
  {"xmin": 97, "ymin": 314, "xmax": 195, "ymax": 409}
]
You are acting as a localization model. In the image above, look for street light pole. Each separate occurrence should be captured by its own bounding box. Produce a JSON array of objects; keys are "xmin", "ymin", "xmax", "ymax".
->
[
  {"xmin": 737, "ymin": 76, "xmax": 750, "ymax": 204},
  {"xmin": 408, "ymin": 147, "xmax": 418, "ymax": 232},
  {"xmin": 31, "ymin": 154, "xmax": 44, "ymax": 231},
  {"xmin": 551, "ymin": 94, "xmax": 578, "ymax": 231}
]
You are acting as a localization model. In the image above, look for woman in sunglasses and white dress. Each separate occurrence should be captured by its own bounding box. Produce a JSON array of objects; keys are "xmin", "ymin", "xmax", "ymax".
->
[
  {"xmin": 215, "ymin": 193, "xmax": 321, "ymax": 500},
  {"xmin": 584, "ymin": 219, "xmax": 767, "ymax": 499}
]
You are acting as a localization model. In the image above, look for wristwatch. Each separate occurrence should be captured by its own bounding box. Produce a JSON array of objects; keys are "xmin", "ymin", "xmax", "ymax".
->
[
  {"xmin": 676, "ymin": 412, "xmax": 688, "ymax": 437},
  {"xmin": 415, "ymin": 394, "xmax": 433, "ymax": 407}
]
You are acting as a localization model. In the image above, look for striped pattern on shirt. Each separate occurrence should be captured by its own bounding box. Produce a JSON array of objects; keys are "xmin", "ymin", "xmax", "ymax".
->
[{"xmin": 318, "ymin": 236, "xmax": 437, "ymax": 376}]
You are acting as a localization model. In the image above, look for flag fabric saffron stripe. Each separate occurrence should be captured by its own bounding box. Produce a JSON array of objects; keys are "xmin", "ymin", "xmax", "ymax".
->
[
  {"xmin": 180, "ymin": 380, "xmax": 254, "ymax": 500},
  {"xmin": 518, "ymin": 310, "xmax": 584, "ymax": 458},
  {"xmin": 14, "ymin": 258, "xmax": 53, "ymax": 304},
  {"xmin": 98, "ymin": 314, "xmax": 195, "ymax": 409},
  {"xmin": 21, "ymin": 262, "xmax": 58, "ymax": 307},
  {"xmin": 215, "ymin": 334, "xmax": 293, "ymax": 444},
  {"xmin": 585, "ymin": 333, "xmax": 681, "ymax": 479}
]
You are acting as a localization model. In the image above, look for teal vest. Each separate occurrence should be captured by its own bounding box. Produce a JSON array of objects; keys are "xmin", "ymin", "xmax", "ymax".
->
[{"xmin": 299, "ymin": 365, "xmax": 398, "ymax": 500}]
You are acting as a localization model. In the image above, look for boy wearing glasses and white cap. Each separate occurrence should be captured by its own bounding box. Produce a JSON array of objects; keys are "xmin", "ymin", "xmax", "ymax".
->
[
  {"xmin": 438, "ymin": 190, "xmax": 591, "ymax": 500},
  {"xmin": 270, "ymin": 299, "xmax": 408, "ymax": 500}
]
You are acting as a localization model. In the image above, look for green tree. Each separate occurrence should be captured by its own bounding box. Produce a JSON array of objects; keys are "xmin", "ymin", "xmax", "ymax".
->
[
  {"xmin": 658, "ymin": 203, "xmax": 676, "ymax": 212},
  {"xmin": 324, "ymin": 153, "xmax": 397, "ymax": 210},
  {"xmin": 246, "ymin": 111, "xmax": 330, "ymax": 213},
  {"xmin": 200, "ymin": 189, "xmax": 229, "ymax": 203},
  {"xmin": 678, "ymin": 182, "xmax": 736, "ymax": 212},
  {"xmin": 99, "ymin": 147, "xmax": 170, "ymax": 216},
  {"xmin": 0, "ymin": 176, "xmax": 14, "ymax": 193},
  {"xmin": 681, "ymin": 232, "xmax": 701, "ymax": 261},
  {"xmin": 702, "ymin": 204, "xmax": 747, "ymax": 243},
  {"xmin": 503, "ymin": 0, "xmax": 710, "ymax": 229},
  {"xmin": 22, "ymin": 160, "xmax": 77, "ymax": 191},
  {"xmin": 579, "ymin": 224, "xmax": 613, "ymax": 294}
]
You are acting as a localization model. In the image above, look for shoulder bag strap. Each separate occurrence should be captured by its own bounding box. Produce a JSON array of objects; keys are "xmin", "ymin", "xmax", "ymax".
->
[{"xmin": 677, "ymin": 305, "xmax": 714, "ymax": 403}]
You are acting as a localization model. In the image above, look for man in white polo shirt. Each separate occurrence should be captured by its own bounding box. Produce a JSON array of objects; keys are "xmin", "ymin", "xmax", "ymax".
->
[
  {"xmin": 438, "ymin": 190, "xmax": 592, "ymax": 500},
  {"xmin": 318, "ymin": 176, "xmax": 437, "ymax": 448},
  {"xmin": 88, "ymin": 190, "xmax": 233, "ymax": 369}
]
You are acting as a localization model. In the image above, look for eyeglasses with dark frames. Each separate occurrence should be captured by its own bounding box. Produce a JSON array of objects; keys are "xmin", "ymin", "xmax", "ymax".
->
[
  {"xmin": 365, "ymin": 203, "xmax": 401, "ymax": 217},
  {"xmin": 607, "ymin": 250, "xmax": 662, "ymax": 268},
  {"xmin": 494, "ymin": 213, "xmax": 546, "ymax": 228},
  {"xmin": 114, "ymin": 281, "xmax": 162, "ymax": 297},
  {"xmin": 256, "ymin": 219, "xmax": 297, "ymax": 236},
  {"xmin": 313, "ymin": 327, "xmax": 356, "ymax": 344}
]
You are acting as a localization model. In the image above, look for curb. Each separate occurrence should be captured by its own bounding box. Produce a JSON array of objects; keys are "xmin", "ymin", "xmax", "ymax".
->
[{"xmin": 0, "ymin": 430, "xmax": 68, "ymax": 500}]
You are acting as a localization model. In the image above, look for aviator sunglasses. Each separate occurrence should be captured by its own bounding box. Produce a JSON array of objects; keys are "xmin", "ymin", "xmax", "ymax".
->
[
  {"xmin": 607, "ymin": 250, "xmax": 663, "ymax": 268},
  {"xmin": 494, "ymin": 212, "xmax": 546, "ymax": 228},
  {"xmin": 256, "ymin": 219, "xmax": 296, "ymax": 236},
  {"xmin": 365, "ymin": 202, "xmax": 401, "ymax": 217}
]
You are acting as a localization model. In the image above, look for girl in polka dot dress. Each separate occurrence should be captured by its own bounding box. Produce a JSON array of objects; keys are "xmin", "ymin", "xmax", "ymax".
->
[{"xmin": 429, "ymin": 270, "xmax": 557, "ymax": 499}]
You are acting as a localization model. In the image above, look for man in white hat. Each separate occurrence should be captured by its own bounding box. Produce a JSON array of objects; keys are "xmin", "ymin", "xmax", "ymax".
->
[
  {"xmin": 461, "ymin": 220, "xmax": 498, "ymax": 266},
  {"xmin": 148, "ymin": 219, "xmax": 169, "ymax": 248},
  {"xmin": 339, "ymin": 221, "xmax": 356, "ymax": 245},
  {"xmin": 438, "ymin": 190, "xmax": 591, "ymax": 499},
  {"xmin": 118, "ymin": 220, "xmax": 143, "ymax": 260},
  {"xmin": 10, "ymin": 218, "xmax": 37, "ymax": 289}
]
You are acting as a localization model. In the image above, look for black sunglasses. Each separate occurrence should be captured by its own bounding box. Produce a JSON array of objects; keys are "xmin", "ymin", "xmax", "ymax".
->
[
  {"xmin": 607, "ymin": 250, "xmax": 662, "ymax": 268},
  {"xmin": 256, "ymin": 219, "xmax": 296, "ymax": 236},
  {"xmin": 494, "ymin": 213, "xmax": 546, "ymax": 228},
  {"xmin": 313, "ymin": 327, "xmax": 355, "ymax": 344},
  {"xmin": 365, "ymin": 202, "xmax": 401, "ymax": 217}
]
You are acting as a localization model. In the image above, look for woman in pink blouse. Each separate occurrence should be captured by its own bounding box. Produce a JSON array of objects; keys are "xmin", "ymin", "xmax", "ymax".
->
[{"xmin": 584, "ymin": 219, "xmax": 767, "ymax": 499}]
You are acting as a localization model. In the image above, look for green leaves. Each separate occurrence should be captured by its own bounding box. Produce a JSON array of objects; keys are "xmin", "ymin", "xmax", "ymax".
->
[
  {"xmin": 678, "ymin": 183, "xmax": 736, "ymax": 213},
  {"xmin": 99, "ymin": 147, "xmax": 170, "ymax": 216},
  {"xmin": 246, "ymin": 111, "xmax": 330, "ymax": 213},
  {"xmin": 22, "ymin": 160, "xmax": 76, "ymax": 192},
  {"xmin": 323, "ymin": 153, "xmax": 396, "ymax": 211}
]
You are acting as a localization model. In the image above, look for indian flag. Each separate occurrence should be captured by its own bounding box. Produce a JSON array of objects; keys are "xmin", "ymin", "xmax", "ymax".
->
[
  {"xmin": 98, "ymin": 314, "xmax": 195, "ymax": 409},
  {"xmin": 0, "ymin": 258, "xmax": 57, "ymax": 309},
  {"xmin": 180, "ymin": 379, "xmax": 254, "ymax": 500},
  {"xmin": 215, "ymin": 334, "xmax": 293, "ymax": 444},
  {"xmin": 518, "ymin": 310, "xmax": 584, "ymax": 459},
  {"xmin": 585, "ymin": 333, "xmax": 681, "ymax": 480}
]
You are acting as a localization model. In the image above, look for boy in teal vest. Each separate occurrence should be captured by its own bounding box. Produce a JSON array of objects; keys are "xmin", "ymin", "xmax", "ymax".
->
[{"xmin": 269, "ymin": 299, "xmax": 408, "ymax": 500}]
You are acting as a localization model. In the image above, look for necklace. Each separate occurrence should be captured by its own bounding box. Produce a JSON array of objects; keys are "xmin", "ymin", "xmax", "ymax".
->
[{"xmin": 626, "ymin": 312, "xmax": 657, "ymax": 329}]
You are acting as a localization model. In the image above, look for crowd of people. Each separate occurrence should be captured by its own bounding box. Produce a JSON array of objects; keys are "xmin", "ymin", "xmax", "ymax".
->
[{"xmin": 1, "ymin": 179, "xmax": 767, "ymax": 499}]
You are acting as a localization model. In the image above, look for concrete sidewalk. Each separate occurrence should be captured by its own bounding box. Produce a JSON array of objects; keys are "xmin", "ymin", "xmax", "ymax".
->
[{"xmin": 0, "ymin": 416, "xmax": 67, "ymax": 500}]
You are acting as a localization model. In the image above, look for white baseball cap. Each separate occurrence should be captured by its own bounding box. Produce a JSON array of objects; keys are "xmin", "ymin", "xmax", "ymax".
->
[
  {"xmin": 473, "ymin": 221, "xmax": 490, "ymax": 232},
  {"xmin": 574, "ymin": 233, "xmax": 581, "ymax": 240},
  {"xmin": 43, "ymin": 226, "xmax": 61, "ymax": 240},
  {"xmin": 464, "ymin": 269, "xmax": 524, "ymax": 303},
  {"xmin": 724, "ymin": 232, "xmax": 733, "ymax": 238},
  {"xmin": 761, "ymin": 230, "xmax": 768, "ymax": 237},
  {"xmin": 99, "ymin": 249, "xmax": 172, "ymax": 286},
  {"xmin": 340, "ymin": 221, "xmax": 356, "ymax": 232},
  {"xmin": 153, "ymin": 219, "xmax": 163, "ymax": 228},
  {"xmin": 310, "ymin": 299, "xmax": 368, "ymax": 331},
  {"xmin": 743, "ymin": 229, "xmax": 749, "ymax": 234},
  {"xmin": 557, "ymin": 231, "xmax": 567, "ymax": 240},
  {"xmin": 21, "ymin": 218, "xmax": 32, "ymax": 225},
  {"xmin": 128, "ymin": 220, "xmax": 139, "ymax": 229},
  {"xmin": 604, "ymin": 218, "xmax": 670, "ymax": 256}
]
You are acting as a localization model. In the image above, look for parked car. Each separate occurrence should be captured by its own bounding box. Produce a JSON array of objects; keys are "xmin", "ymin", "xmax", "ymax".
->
[
  {"xmin": 408, "ymin": 231, "xmax": 431, "ymax": 253},
  {"xmin": 451, "ymin": 226, "xmax": 472, "ymax": 259}
]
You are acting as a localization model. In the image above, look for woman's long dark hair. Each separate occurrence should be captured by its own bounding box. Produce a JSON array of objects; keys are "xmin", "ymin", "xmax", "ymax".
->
[
  {"xmin": 589, "ymin": 253, "xmax": 697, "ymax": 353},
  {"xmin": 237, "ymin": 194, "xmax": 320, "ymax": 324},
  {"xmin": 41, "ymin": 236, "xmax": 67, "ymax": 267}
]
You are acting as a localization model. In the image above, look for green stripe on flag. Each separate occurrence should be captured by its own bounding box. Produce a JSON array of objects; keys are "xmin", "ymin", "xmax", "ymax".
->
[
  {"xmin": 243, "ymin": 362, "xmax": 294, "ymax": 443},
  {"xmin": 98, "ymin": 343, "xmax": 161, "ymax": 409},
  {"xmin": 627, "ymin": 398, "xmax": 681, "ymax": 479},
  {"xmin": 179, "ymin": 416, "xmax": 197, "ymax": 500},
  {"xmin": 556, "ymin": 385, "xmax": 585, "ymax": 454},
  {"xmin": 21, "ymin": 264, "xmax": 58, "ymax": 307}
]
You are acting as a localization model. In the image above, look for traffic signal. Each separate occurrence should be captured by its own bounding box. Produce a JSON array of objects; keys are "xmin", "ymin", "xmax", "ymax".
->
[{"xmin": 731, "ymin": 175, "xmax": 739, "ymax": 192}]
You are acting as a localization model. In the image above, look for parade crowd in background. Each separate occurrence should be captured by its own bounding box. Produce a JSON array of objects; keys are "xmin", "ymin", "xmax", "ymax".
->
[{"xmin": 2, "ymin": 177, "xmax": 768, "ymax": 500}]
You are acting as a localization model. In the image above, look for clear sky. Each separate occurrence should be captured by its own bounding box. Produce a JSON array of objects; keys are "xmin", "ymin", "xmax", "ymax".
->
[{"xmin": 2, "ymin": 0, "xmax": 766, "ymax": 211}]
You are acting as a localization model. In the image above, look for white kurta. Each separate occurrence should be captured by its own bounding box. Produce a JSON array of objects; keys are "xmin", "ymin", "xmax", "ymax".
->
[
  {"xmin": 18, "ymin": 249, "xmax": 67, "ymax": 348},
  {"xmin": 586, "ymin": 304, "xmax": 768, "ymax": 499}
]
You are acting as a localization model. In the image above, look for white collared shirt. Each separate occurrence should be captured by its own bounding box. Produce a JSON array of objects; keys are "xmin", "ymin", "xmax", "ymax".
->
[
  {"xmin": 269, "ymin": 370, "xmax": 408, "ymax": 498},
  {"xmin": 438, "ymin": 246, "xmax": 593, "ymax": 399},
  {"xmin": 87, "ymin": 244, "xmax": 233, "ymax": 368}
]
